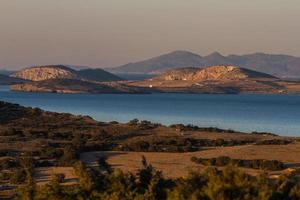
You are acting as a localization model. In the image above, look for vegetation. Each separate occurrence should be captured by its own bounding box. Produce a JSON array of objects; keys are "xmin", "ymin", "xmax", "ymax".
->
[
  {"xmin": 169, "ymin": 124, "xmax": 236, "ymax": 133},
  {"xmin": 191, "ymin": 156, "xmax": 286, "ymax": 171},
  {"xmin": 1, "ymin": 101, "xmax": 299, "ymax": 199},
  {"xmin": 12, "ymin": 157, "xmax": 300, "ymax": 200},
  {"xmin": 255, "ymin": 139, "xmax": 292, "ymax": 145}
]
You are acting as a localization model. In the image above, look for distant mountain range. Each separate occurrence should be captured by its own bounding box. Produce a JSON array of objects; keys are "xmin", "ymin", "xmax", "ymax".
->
[{"xmin": 107, "ymin": 51, "xmax": 300, "ymax": 78}]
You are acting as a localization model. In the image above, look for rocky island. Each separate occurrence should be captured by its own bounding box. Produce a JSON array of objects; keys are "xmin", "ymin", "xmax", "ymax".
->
[
  {"xmin": 6, "ymin": 65, "xmax": 300, "ymax": 94},
  {"xmin": 128, "ymin": 65, "xmax": 300, "ymax": 94},
  {"xmin": 9, "ymin": 65, "xmax": 144, "ymax": 94}
]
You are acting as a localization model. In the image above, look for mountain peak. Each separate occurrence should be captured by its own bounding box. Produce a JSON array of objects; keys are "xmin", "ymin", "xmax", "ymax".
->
[
  {"xmin": 109, "ymin": 51, "xmax": 300, "ymax": 78},
  {"xmin": 167, "ymin": 50, "xmax": 201, "ymax": 57},
  {"xmin": 108, "ymin": 50, "xmax": 204, "ymax": 74},
  {"xmin": 206, "ymin": 52, "xmax": 224, "ymax": 58}
]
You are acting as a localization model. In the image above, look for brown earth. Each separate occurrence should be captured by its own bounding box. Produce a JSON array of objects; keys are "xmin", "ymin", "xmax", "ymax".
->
[
  {"xmin": 128, "ymin": 66, "xmax": 300, "ymax": 94},
  {"xmin": 34, "ymin": 167, "xmax": 78, "ymax": 186},
  {"xmin": 81, "ymin": 142, "xmax": 300, "ymax": 178}
]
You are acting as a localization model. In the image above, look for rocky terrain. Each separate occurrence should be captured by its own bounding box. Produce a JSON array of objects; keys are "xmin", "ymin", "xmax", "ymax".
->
[
  {"xmin": 128, "ymin": 65, "xmax": 300, "ymax": 94},
  {"xmin": 157, "ymin": 66, "xmax": 276, "ymax": 81},
  {"xmin": 11, "ymin": 65, "xmax": 80, "ymax": 81},
  {"xmin": 108, "ymin": 50, "xmax": 300, "ymax": 78},
  {"xmin": 11, "ymin": 65, "xmax": 122, "ymax": 82},
  {"xmin": 7, "ymin": 65, "xmax": 300, "ymax": 94},
  {"xmin": 8, "ymin": 65, "xmax": 132, "ymax": 93},
  {"xmin": 11, "ymin": 79, "xmax": 144, "ymax": 94}
]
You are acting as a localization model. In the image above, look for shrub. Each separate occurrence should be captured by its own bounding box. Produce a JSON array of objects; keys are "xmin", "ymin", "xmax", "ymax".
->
[{"xmin": 191, "ymin": 156, "xmax": 286, "ymax": 171}]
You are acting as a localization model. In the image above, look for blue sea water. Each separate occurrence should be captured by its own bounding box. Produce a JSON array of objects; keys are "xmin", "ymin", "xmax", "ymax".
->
[{"xmin": 0, "ymin": 86, "xmax": 300, "ymax": 136}]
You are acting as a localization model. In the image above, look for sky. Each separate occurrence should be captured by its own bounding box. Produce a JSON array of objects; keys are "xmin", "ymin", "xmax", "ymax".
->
[{"xmin": 1, "ymin": 0, "xmax": 300, "ymax": 69}]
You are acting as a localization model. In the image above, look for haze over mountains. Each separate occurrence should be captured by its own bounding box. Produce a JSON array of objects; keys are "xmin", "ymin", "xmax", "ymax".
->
[{"xmin": 108, "ymin": 51, "xmax": 300, "ymax": 79}]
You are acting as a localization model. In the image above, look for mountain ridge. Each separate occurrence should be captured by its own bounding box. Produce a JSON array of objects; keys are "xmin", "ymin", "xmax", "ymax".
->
[{"xmin": 108, "ymin": 51, "xmax": 300, "ymax": 78}]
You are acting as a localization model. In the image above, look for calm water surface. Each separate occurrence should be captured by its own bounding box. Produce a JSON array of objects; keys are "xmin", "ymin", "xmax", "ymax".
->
[{"xmin": 1, "ymin": 86, "xmax": 300, "ymax": 136}]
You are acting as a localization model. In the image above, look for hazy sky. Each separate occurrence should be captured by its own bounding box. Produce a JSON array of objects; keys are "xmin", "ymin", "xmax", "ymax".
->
[{"xmin": 1, "ymin": 0, "xmax": 300, "ymax": 69}]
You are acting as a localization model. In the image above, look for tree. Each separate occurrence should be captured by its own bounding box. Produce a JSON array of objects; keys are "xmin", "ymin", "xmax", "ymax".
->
[
  {"xmin": 73, "ymin": 161, "xmax": 93, "ymax": 192},
  {"xmin": 98, "ymin": 156, "xmax": 112, "ymax": 174},
  {"xmin": 35, "ymin": 175, "xmax": 65, "ymax": 200}
]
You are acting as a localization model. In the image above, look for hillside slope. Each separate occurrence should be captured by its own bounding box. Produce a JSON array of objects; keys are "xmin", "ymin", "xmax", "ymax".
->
[
  {"xmin": 108, "ymin": 51, "xmax": 204, "ymax": 74},
  {"xmin": 78, "ymin": 68, "xmax": 123, "ymax": 82},
  {"xmin": 11, "ymin": 79, "xmax": 144, "ymax": 94},
  {"xmin": 128, "ymin": 66, "xmax": 300, "ymax": 94},
  {"xmin": 11, "ymin": 65, "xmax": 79, "ymax": 81},
  {"xmin": 158, "ymin": 66, "xmax": 277, "ymax": 82}
]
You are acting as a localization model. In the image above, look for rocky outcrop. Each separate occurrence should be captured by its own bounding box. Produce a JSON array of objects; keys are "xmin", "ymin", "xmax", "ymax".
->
[
  {"xmin": 11, "ymin": 65, "xmax": 123, "ymax": 83},
  {"xmin": 11, "ymin": 65, "xmax": 79, "ymax": 81},
  {"xmin": 158, "ymin": 66, "xmax": 277, "ymax": 82},
  {"xmin": 127, "ymin": 66, "xmax": 299, "ymax": 94}
]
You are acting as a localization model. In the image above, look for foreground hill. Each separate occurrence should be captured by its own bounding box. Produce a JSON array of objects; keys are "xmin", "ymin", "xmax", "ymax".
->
[
  {"xmin": 1, "ymin": 101, "xmax": 300, "ymax": 199},
  {"xmin": 128, "ymin": 66, "xmax": 300, "ymax": 94},
  {"xmin": 11, "ymin": 65, "xmax": 122, "ymax": 82},
  {"xmin": 108, "ymin": 50, "xmax": 300, "ymax": 78}
]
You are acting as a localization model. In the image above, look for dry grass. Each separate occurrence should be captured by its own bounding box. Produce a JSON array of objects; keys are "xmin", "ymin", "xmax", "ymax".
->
[
  {"xmin": 33, "ymin": 167, "xmax": 78, "ymax": 186},
  {"xmin": 81, "ymin": 142, "xmax": 300, "ymax": 178}
]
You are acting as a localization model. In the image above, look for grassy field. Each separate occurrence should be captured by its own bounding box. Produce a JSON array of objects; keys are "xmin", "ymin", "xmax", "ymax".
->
[{"xmin": 81, "ymin": 142, "xmax": 300, "ymax": 178}]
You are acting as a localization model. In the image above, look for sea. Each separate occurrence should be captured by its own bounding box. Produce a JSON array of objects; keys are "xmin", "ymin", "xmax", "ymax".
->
[{"xmin": 1, "ymin": 85, "xmax": 300, "ymax": 136}]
